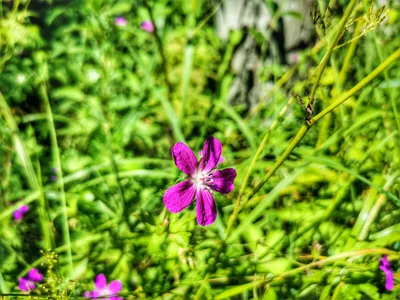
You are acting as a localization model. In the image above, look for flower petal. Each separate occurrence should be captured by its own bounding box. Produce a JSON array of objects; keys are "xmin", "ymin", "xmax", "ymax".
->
[
  {"xmin": 27, "ymin": 268, "xmax": 43, "ymax": 282},
  {"xmin": 208, "ymin": 168, "xmax": 236, "ymax": 194},
  {"xmin": 115, "ymin": 16, "xmax": 127, "ymax": 27},
  {"xmin": 199, "ymin": 137, "xmax": 222, "ymax": 173},
  {"xmin": 20, "ymin": 205, "xmax": 30, "ymax": 213},
  {"xmin": 163, "ymin": 180, "xmax": 195, "ymax": 213},
  {"xmin": 108, "ymin": 280, "xmax": 123, "ymax": 293},
  {"xmin": 95, "ymin": 274, "xmax": 107, "ymax": 289},
  {"xmin": 18, "ymin": 278, "xmax": 35, "ymax": 292},
  {"xmin": 13, "ymin": 211, "xmax": 23, "ymax": 220},
  {"xmin": 91, "ymin": 290, "xmax": 101, "ymax": 298},
  {"xmin": 83, "ymin": 291, "xmax": 91, "ymax": 298},
  {"xmin": 196, "ymin": 189, "xmax": 217, "ymax": 226},
  {"xmin": 379, "ymin": 255, "xmax": 390, "ymax": 268},
  {"xmin": 171, "ymin": 142, "xmax": 198, "ymax": 176},
  {"xmin": 140, "ymin": 20, "xmax": 155, "ymax": 32},
  {"xmin": 384, "ymin": 270, "xmax": 394, "ymax": 290}
]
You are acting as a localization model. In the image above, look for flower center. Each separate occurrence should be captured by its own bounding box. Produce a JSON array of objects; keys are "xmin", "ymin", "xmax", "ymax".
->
[{"xmin": 192, "ymin": 171, "xmax": 213, "ymax": 190}]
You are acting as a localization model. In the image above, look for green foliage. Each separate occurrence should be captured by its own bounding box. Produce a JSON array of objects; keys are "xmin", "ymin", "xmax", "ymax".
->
[{"xmin": 0, "ymin": 0, "xmax": 400, "ymax": 299}]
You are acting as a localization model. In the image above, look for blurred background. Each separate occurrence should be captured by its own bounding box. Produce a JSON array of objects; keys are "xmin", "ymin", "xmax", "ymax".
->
[{"xmin": 0, "ymin": 0, "xmax": 400, "ymax": 299}]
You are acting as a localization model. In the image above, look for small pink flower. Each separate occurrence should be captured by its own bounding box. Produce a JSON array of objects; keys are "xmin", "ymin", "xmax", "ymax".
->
[
  {"xmin": 163, "ymin": 137, "xmax": 236, "ymax": 226},
  {"xmin": 140, "ymin": 20, "xmax": 154, "ymax": 32},
  {"xmin": 84, "ymin": 274, "xmax": 122, "ymax": 300},
  {"xmin": 379, "ymin": 256, "xmax": 394, "ymax": 291},
  {"xmin": 18, "ymin": 268, "xmax": 43, "ymax": 292},
  {"xmin": 13, "ymin": 205, "xmax": 29, "ymax": 220},
  {"xmin": 114, "ymin": 16, "xmax": 127, "ymax": 27}
]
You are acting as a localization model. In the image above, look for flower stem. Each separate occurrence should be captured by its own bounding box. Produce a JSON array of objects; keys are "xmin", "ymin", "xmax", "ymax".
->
[
  {"xmin": 308, "ymin": 0, "xmax": 357, "ymax": 106},
  {"xmin": 226, "ymin": 97, "xmax": 295, "ymax": 236},
  {"xmin": 39, "ymin": 83, "xmax": 74, "ymax": 278}
]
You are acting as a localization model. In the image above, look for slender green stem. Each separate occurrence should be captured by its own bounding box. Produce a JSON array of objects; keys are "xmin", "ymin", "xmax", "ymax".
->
[
  {"xmin": 0, "ymin": 92, "xmax": 53, "ymax": 249},
  {"xmin": 226, "ymin": 47, "xmax": 400, "ymax": 237},
  {"xmin": 180, "ymin": 4, "xmax": 195, "ymax": 121},
  {"xmin": 249, "ymin": 125, "xmax": 310, "ymax": 199},
  {"xmin": 308, "ymin": 0, "xmax": 357, "ymax": 106},
  {"xmin": 215, "ymin": 248, "xmax": 399, "ymax": 299},
  {"xmin": 226, "ymin": 97, "xmax": 294, "ymax": 236},
  {"xmin": 191, "ymin": 0, "xmax": 224, "ymax": 38},
  {"xmin": 0, "ymin": 270, "xmax": 8, "ymax": 294},
  {"xmin": 311, "ymin": 48, "xmax": 400, "ymax": 124},
  {"xmin": 338, "ymin": 21, "xmax": 362, "ymax": 89},
  {"xmin": 372, "ymin": 33, "xmax": 400, "ymax": 157},
  {"xmin": 144, "ymin": 0, "xmax": 173, "ymax": 97},
  {"xmin": 358, "ymin": 174, "xmax": 397, "ymax": 241},
  {"xmin": 331, "ymin": 282, "xmax": 345, "ymax": 300},
  {"xmin": 39, "ymin": 84, "xmax": 73, "ymax": 277},
  {"xmin": 103, "ymin": 118, "xmax": 132, "ymax": 227}
]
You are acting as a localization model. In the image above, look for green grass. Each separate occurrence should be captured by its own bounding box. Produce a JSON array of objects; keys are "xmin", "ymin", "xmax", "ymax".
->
[{"xmin": 0, "ymin": 0, "xmax": 400, "ymax": 299}]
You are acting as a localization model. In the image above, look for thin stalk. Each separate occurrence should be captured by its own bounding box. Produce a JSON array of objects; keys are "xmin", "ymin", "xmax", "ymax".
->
[
  {"xmin": 191, "ymin": 0, "xmax": 223, "ymax": 38},
  {"xmin": 338, "ymin": 21, "xmax": 362, "ymax": 89},
  {"xmin": 226, "ymin": 97, "xmax": 294, "ymax": 236},
  {"xmin": 246, "ymin": 125, "xmax": 310, "ymax": 201},
  {"xmin": 308, "ymin": 0, "xmax": 357, "ymax": 106},
  {"xmin": 295, "ymin": 130, "xmax": 397, "ymax": 243},
  {"xmin": 180, "ymin": 4, "xmax": 195, "ymax": 121},
  {"xmin": 249, "ymin": 39, "xmax": 325, "ymax": 119},
  {"xmin": 317, "ymin": 20, "xmax": 362, "ymax": 146},
  {"xmin": 144, "ymin": 0, "xmax": 173, "ymax": 97},
  {"xmin": 0, "ymin": 92, "xmax": 52, "ymax": 249},
  {"xmin": 226, "ymin": 47, "xmax": 400, "ymax": 236},
  {"xmin": 91, "ymin": 94, "xmax": 133, "ymax": 228},
  {"xmin": 372, "ymin": 32, "xmax": 400, "ymax": 158},
  {"xmin": 215, "ymin": 248, "xmax": 399, "ymax": 299},
  {"xmin": 104, "ymin": 121, "xmax": 132, "ymax": 227},
  {"xmin": 311, "ymin": 47, "xmax": 400, "ymax": 124},
  {"xmin": 39, "ymin": 84, "xmax": 73, "ymax": 277},
  {"xmin": 331, "ymin": 282, "xmax": 345, "ymax": 300},
  {"xmin": 0, "ymin": 270, "xmax": 8, "ymax": 294},
  {"xmin": 358, "ymin": 174, "xmax": 397, "ymax": 241}
]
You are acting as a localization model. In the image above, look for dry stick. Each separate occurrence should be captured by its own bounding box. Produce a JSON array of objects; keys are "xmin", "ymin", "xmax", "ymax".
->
[
  {"xmin": 308, "ymin": 0, "xmax": 357, "ymax": 106},
  {"xmin": 226, "ymin": 47, "xmax": 400, "ymax": 239},
  {"xmin": 144, "ymin": 0, "xmax": 173, "ymax": 97}
]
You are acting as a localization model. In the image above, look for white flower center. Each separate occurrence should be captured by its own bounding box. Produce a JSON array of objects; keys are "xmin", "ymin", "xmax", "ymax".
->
[{"xmin": 191, "ymin": 170, "xmax": 213, "ymax": 190}]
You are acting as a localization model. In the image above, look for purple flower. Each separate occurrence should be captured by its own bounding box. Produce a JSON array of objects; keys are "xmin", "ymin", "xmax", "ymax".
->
[
  {"xmin": 18, "ymin": 268, "xmax": 43, "ymax": 292},
  {"xmin": 163, "ymin": 136, "xmax": 236, "ymax": 226},
  {"xmin": 13, "ymin": 205, "xmax": 29, "ymax": 220},
  {"xmin": 114, "ymin": 16, "xmax": 127, "ymax": 27},
  {"xmin": 84, "ymin": 274, "xmax": 123, "ymax": 300},
  {"xmin": 140, "ymin": 20, "xmax": 154, "ymax": 32},
  {"xmin": 199, "ymin": 150, "xmax": 225, "ymax": 167},
  {"xmin": 379, "ymin": 255, "xmax": 394, "ymax": 291}
]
